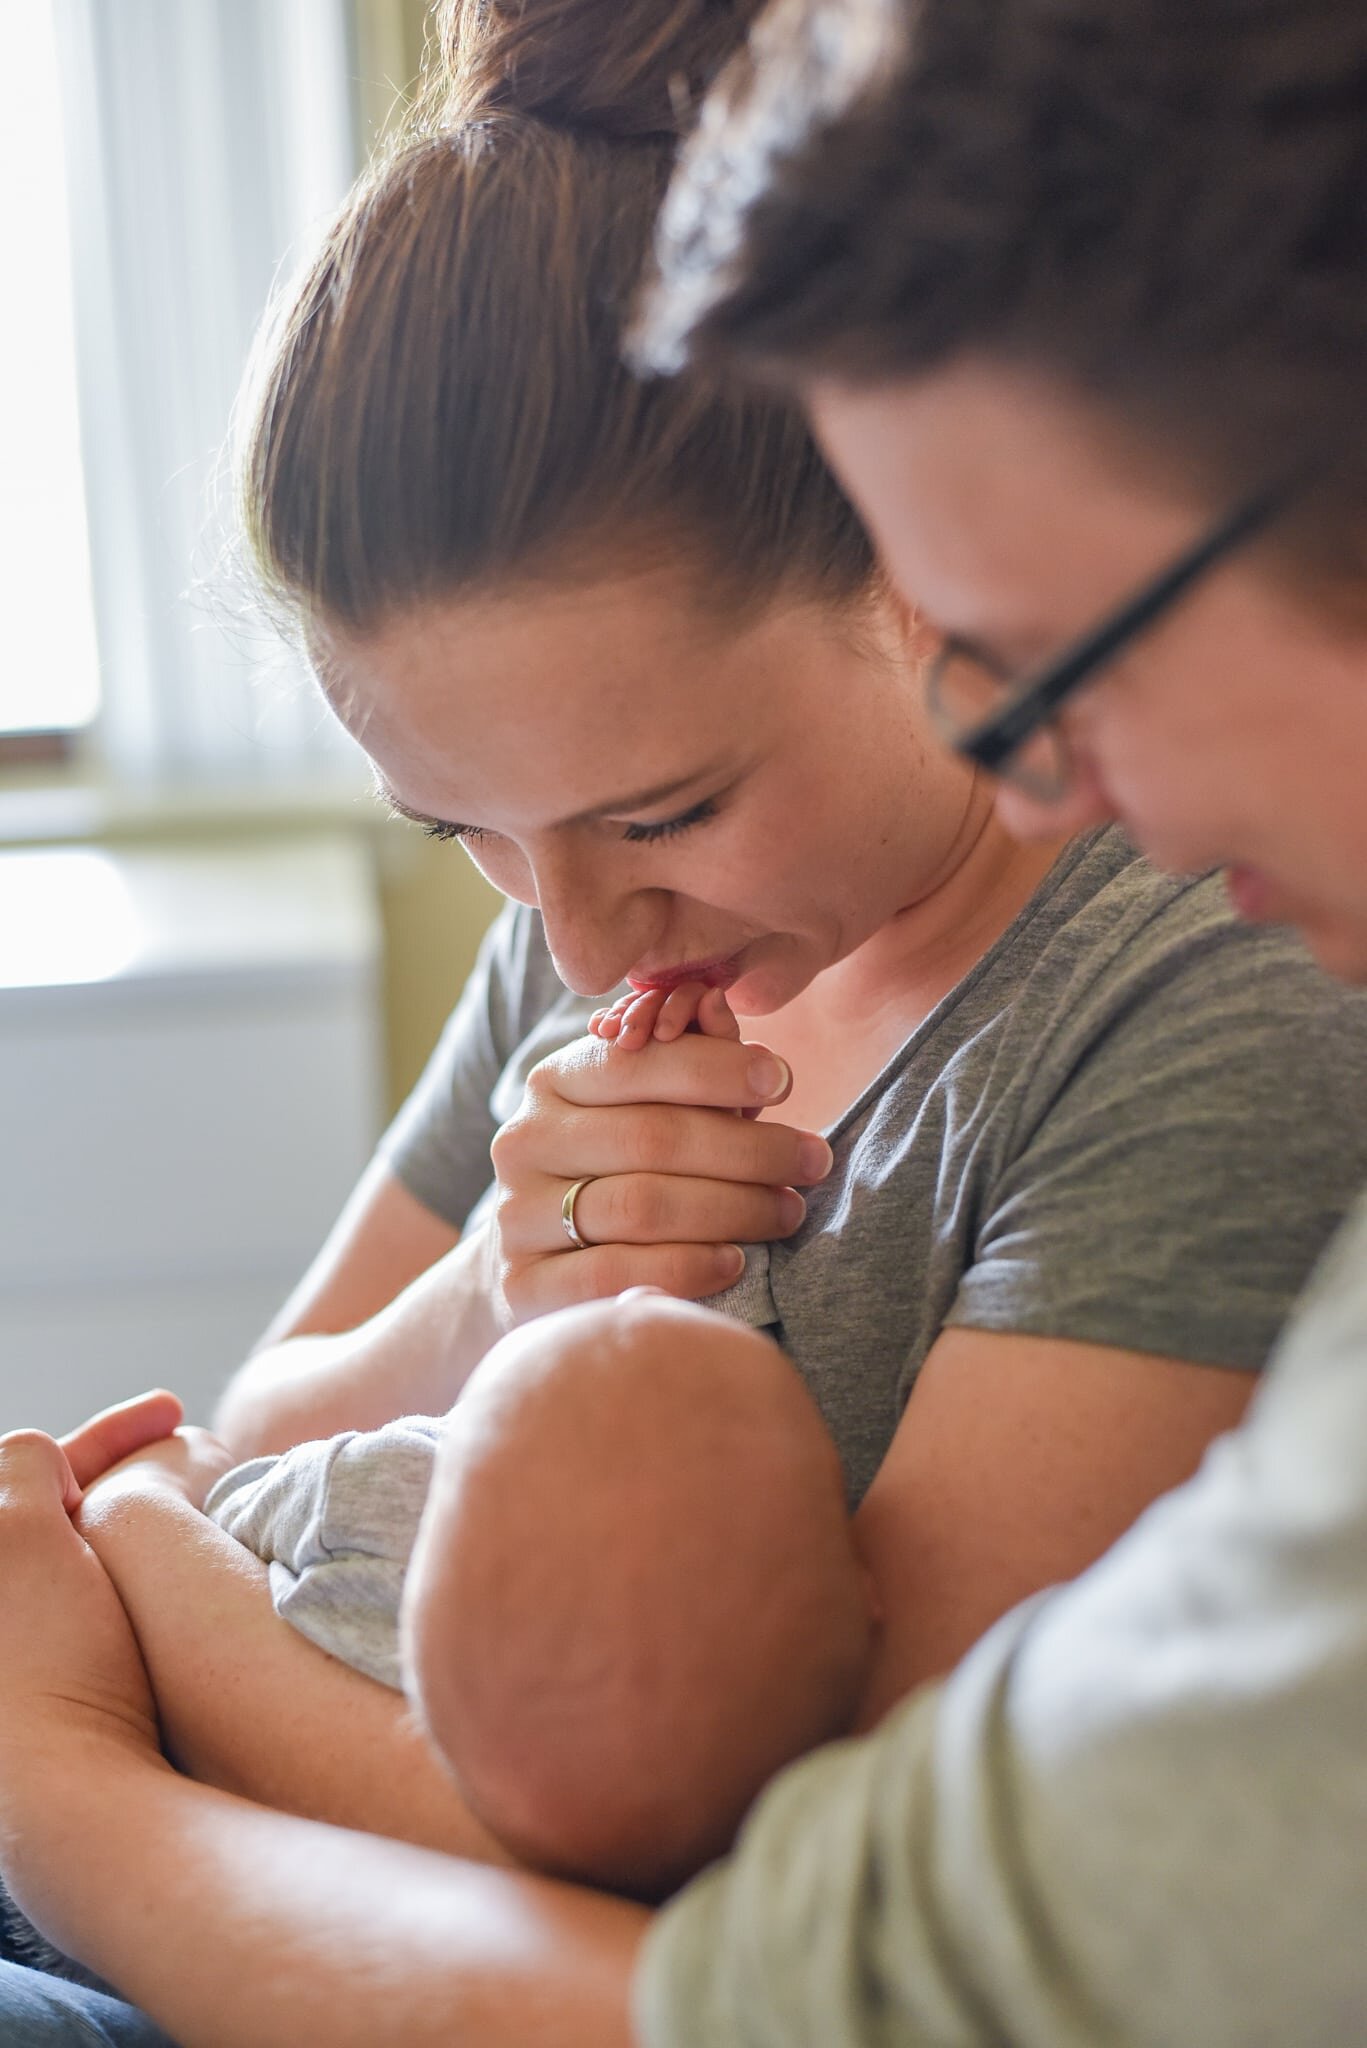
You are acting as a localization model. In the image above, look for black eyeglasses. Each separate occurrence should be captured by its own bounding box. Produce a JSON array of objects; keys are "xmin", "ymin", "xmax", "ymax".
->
[{"xmin": 927, "ymin": 468, "xmax": 1306, "ymax": 801}]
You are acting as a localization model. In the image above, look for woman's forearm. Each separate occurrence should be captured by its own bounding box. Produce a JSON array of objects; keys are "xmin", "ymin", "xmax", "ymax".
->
[
  {"xmin": 75, "ymin": 1479, "xmax": 510, "ymax": 1862},
  {"xmin": 214, "ymin": 1228, "xmax": 503, "ymax": 1458},
  {"xmin": 4, "ymin": 1734, "xmax": 646, "ymax": 2048}
]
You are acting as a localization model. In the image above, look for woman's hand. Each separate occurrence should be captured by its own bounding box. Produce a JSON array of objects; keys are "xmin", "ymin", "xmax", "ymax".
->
[
  {"xmin": 485, "ymin": 987, "xmax": 833, "ymax": 1325},
  {"xmin": 0, "ymin": 1431, "xmax": 160, "ymax": 1785},
  {"xmin": 59, "ymin": 1387, "xmax": 185, "ymax": 1488},
  {"xmin": 79, "ymin": 1424, "xmax": 240, "ymax": 1516}
]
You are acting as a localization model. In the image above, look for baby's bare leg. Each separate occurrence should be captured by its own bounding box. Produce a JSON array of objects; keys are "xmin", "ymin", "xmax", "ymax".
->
[{"xmin": 75, "ymin": 1480, "xmax": 513, "ymax": 1865}]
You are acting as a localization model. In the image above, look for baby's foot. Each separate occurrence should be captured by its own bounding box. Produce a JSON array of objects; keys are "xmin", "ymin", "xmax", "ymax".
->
[{"xmin": 589, "ymin": 980, "xmax": 740, "ymax": 1052}]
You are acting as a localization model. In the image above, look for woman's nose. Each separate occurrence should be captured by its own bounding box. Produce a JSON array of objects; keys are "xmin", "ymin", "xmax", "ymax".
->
[{"xmin": 533, "ymin": 863, "xmax": 654, "ymax": 999}]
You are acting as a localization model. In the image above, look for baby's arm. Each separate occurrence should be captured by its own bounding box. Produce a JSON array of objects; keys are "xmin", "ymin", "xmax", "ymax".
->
[{"xmin": 74, "ymin": 1447, "xmax": 513, "ymax": 1866}]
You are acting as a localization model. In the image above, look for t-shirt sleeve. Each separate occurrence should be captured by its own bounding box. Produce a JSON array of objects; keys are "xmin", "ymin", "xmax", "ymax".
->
[
  {"xmin": 377, "ymin": 902, "xmax": 596, "ymax": 1231},
  {"xmin": 947, "ymin": 895, "xmax": 1367, "ymax": 1371}
]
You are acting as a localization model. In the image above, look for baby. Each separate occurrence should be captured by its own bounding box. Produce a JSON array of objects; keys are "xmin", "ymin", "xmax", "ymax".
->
[
  {"xmin": 0, "ymin": 1295, "xmax": 873, "ymax": 1984},
  {"xmin": 2, "ymin": 986, "xmax": 862, "ymax": 1974},
  {"xmin": 403, "ymin": 1290, "xmax": 876, "ymax": 1898}
]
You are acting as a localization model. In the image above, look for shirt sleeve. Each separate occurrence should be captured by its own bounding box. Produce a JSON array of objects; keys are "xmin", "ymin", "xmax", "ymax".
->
[
  {"xmin": 204, "ymin": 1418, "xmax": 443, "ymax": 1691},
  {"xmin": 947, "ymin": 889, "xmax": 1367, "ymax": 1371},
  {"xmin": 635, "ymin": 1196, "xmax": 1367, "ymax": 2046}
]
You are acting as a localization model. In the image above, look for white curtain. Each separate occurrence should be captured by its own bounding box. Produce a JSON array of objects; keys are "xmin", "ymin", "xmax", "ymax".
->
[{"xmin": 54, "ymin": 0, "xmax": 364, "ymax": 780}]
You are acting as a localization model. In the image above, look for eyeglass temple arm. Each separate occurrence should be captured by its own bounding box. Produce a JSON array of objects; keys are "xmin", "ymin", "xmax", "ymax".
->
[{"xmin": 968, "ymin": 471, "xmax": 1304, "ymax": 768}]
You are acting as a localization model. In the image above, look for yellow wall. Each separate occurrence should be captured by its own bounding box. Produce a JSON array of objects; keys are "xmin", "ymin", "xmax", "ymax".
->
[
  {"xmin": 373, "ymin": 820, "xmax": 502, "ymax": 1109},
  {"xmin": 352, "ymin": 0, "xmax": 434, "ymax": 149}
]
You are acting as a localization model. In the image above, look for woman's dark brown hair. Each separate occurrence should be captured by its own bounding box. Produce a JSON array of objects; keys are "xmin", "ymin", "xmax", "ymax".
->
[
  {"xmin": 637, "ymin": 0, "xmax": 1367, "ymax": 581},
  {"xmin": 239, "ymin": 0, "xmax": 873, "ymax": 636}
]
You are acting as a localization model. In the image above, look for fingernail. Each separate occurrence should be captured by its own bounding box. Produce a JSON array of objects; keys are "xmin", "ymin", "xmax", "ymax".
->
[
  {"xmin": 748, "ymin": 1053, "xmax": 792, "ymax": 1101},
  {"xmin": 798, "ymin": 1134, "xmax": 834, "ymax": 1181},
  {"xmin": 777, "ymin": 1188, "xmax": 807, "ymax": 1232},
  {"xmin": 721, "ymin": 1244, "xmax": 746, "ymax": 1280}
]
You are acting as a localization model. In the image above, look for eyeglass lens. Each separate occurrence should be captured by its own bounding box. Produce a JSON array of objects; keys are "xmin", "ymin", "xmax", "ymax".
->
[{"xmin": 929, "ymin": 647, "xmax": 1072, "ymax": 801}]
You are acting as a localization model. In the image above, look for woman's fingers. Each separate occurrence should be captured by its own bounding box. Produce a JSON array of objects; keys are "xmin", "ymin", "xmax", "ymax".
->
[
  {"xmin": 490, "ymin": 1007, "xmax": 822, "ymax": 1332},
  {"xmin": 60, "ymin": 1389, "xmax": 185, "ymax": 1491},
  {"xmin": 507, "ymin": 1239, "xmax": 750, "ymax": 1320},
  {"xmin": 0, "ymin": 1431, "xmax": 159, "ymax": 1757},
  {"xmin": 493, "ymin": 1098, "xmax": 831, "ymax": 1194},
  {"xmin": 527, "ymin": 1031, "xmax": 796, "ymax": 1115},
  {"xmin": 0, "ymin": 1431, "xmax": 82, "ymax": 1517},
  {"xmin": 507, "ymin": 1170, "xmax": 807, "ymax": 1258}
]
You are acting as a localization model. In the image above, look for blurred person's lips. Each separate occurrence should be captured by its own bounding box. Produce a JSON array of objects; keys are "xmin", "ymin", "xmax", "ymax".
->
[{"xmin": 627, "ymin": 956, "xmax": 741, "ymax": 993}]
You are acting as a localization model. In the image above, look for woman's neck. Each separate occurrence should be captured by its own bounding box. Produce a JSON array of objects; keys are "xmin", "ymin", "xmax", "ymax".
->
[
  {"xmin": 743, "ymin": 789, "xmax": 1076, "ymax": 1132},
  {"xmin": 838, "ymin": 777, "xmax": 1073, "ymax": 1024}
]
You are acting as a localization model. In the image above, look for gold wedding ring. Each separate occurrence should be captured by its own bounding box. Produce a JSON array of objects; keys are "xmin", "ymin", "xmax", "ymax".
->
[{"xmin": 561, "ymin": 1176, "xmax": 598, "ymax": 1251}]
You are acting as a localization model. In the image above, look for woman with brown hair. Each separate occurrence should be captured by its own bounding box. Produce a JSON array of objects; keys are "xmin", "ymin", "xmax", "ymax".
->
[
  {"xmin": 203, "ymin": 0, "xmax": 1358, "ymax": 1714},
  {"xmin": 1, "ymin": 0, "xmax": 1366, "ymax": 2040}
]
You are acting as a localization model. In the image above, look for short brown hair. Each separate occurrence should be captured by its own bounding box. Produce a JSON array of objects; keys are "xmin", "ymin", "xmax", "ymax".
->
[
  {"xmin": 637, "ymin": 0, "xmax": 1367, "ymax": 575},
  {"xmin": 239, "ymin": 0, "xmax": 873, "ymax": 637}
]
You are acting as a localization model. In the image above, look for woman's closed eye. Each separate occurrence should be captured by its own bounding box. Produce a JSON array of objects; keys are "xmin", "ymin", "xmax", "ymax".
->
[
  {"xmin": 421, "ymin": 797, "xmax": 721, "ymax": 849},
  {"xmin": 423, "ymin": 818, "xmax": 487, "ymax": 845},
  {"xmin": 621, "ymin": 797, "xmax": 719, "ymax": 844}
]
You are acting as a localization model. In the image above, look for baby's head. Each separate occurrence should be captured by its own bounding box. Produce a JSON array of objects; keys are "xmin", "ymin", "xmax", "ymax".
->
[{"xmin": 401, "ymin": 1291, "xmax": 876, "ymax": 1898}]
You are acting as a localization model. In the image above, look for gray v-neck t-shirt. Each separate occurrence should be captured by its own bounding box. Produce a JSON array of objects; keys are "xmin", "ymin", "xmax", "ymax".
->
[{"xmin": 382, "ymin": 827, "xmax": 1367, "ymax": 1505}]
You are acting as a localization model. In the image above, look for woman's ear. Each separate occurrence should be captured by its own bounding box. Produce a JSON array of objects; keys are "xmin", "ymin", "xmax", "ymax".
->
[{"xmin": 882, "ymin": 578, "xmax": 943, "ymax": 666}]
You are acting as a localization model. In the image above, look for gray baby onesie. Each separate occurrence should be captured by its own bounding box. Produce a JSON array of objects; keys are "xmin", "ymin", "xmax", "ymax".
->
[{"xmin": 204, "ymin": 1416, "xmax": 445, "ymax": 1691}]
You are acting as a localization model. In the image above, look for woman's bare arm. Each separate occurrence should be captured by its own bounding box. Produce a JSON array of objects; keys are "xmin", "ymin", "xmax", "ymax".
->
[
  {"xmin": 852, "ymin": 1325, "xmax": 1255, "ymax": 1722},
  {"xmin": 0, "ymin": 1429, "xmax": 647, "ymax": 2048},
  {"xmin": 212, "ymin": 1162, "xmax": 485, "ymax": 1458},
  {"xmin": 75, "ymin": 1469, "xmax": 512, "ymax": 1863},
  {"xmin": 17, "ymin": 1746, "xmax": 647, "ymax": 2048}
]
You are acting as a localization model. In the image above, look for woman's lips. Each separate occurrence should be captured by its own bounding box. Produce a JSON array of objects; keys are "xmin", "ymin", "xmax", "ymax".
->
[{"xmin": 627, "ymin": 957, "xmax": 741, "ymax": 993}]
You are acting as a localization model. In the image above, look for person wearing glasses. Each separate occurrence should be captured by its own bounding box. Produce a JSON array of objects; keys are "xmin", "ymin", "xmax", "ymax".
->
[
  {"xmin": 4, "ymin": 0, "xmax": 1343, "ymax": 1907},
  {"xmin": 191, "ymin": 0, "xmax": 1360, "ymax": 1734},
  {"xmin": 2, "ymin": 0, "xmax": 1367, "ymax": 2042}
]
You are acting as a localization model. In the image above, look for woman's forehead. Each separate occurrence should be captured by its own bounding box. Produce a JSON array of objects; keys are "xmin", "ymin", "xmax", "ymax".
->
[{"xmin": 312, "ymin": 580, "xmax": 799, "ymax": 824}]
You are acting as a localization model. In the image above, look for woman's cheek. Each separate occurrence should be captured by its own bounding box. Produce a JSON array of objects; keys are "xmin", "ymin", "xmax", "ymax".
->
[{"xmin": 463, "ymin": 837, "xmax": 536, "ymax": 905}]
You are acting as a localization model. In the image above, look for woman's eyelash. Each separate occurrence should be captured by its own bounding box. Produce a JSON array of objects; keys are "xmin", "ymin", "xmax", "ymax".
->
[
  {"xmin": 420, "ymin": 800, "xmax": 719, "ymax": 848},
  {"xmin": 621, "ymin": 799, "xmax": 719, "ymax": 845},
  {"xmin": 423, "ymin": 819, "xmax": 486, "ymax": 844}
]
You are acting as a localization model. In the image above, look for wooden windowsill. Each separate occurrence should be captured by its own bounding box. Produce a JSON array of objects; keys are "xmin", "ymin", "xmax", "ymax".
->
[{"xmin": 0, "ymin": 731, "xmax": 77, "ymax": 770}]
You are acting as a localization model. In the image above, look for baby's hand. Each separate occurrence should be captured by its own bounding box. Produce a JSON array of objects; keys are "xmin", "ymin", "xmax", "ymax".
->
[{"xmin": 589, "ymin": 979, "xmax": 740, "ymax": 1053}]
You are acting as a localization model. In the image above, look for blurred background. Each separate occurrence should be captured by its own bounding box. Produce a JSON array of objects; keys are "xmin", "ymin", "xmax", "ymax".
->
[{"xmin": 1, "ymin": 0, "xmax": 499, "ymax": 1429}]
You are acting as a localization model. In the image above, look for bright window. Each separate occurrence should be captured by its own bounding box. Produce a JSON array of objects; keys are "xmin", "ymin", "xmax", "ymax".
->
[{"xmin": 0, "ymin": 0, "xmax": 101, "ymax": 736}]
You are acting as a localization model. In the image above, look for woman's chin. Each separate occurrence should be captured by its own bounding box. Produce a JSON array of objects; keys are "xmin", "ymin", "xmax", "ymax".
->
[{"xmin": 728, "ymin": 958, "xmax": 816, "ymax": 1020}]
